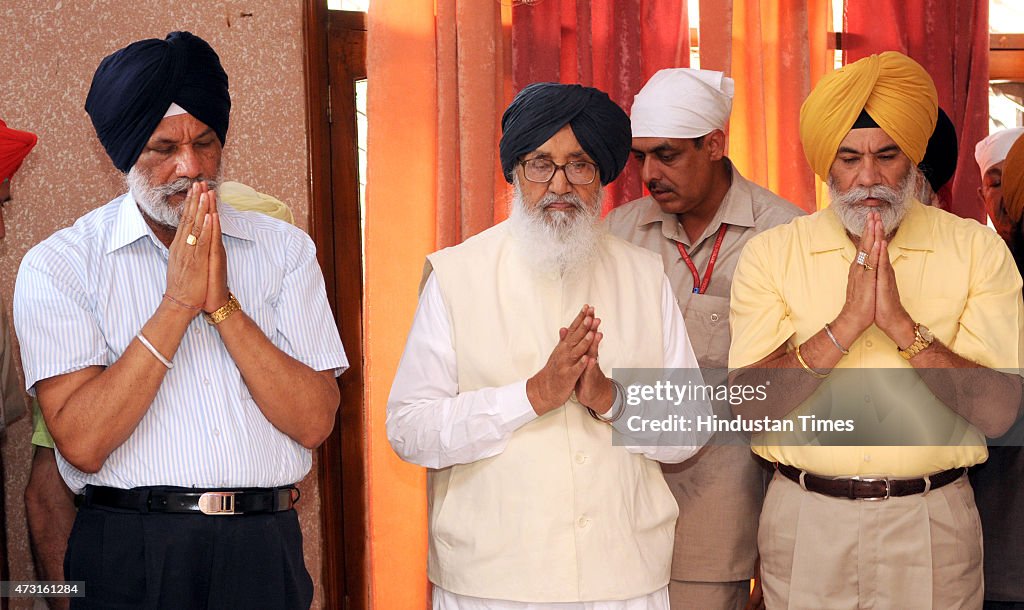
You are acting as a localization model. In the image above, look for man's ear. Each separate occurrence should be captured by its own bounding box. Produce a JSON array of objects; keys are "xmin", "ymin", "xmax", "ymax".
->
[{"xmin": 706, "ymin": 129, "xmax": 727, "ymax": 162}]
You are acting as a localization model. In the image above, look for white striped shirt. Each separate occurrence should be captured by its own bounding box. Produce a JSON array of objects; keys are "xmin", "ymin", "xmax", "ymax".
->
[{"xmin": 14, "ymin": 192, "xmax": 348, "ymax": 493}]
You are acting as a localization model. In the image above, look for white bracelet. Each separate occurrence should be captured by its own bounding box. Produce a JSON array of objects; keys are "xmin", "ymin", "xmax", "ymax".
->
[{"xmin": 136, "ymin": 332, "xmax": 173, "ymax": 369}]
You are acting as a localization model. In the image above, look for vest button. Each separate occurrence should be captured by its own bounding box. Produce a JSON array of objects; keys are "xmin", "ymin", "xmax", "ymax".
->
[{"xmin": 710, "ymin": 313, "xmax": 720, "ymax": 322}]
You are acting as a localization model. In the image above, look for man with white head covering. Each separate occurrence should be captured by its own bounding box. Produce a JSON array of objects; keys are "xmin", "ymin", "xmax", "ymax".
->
[
  {"xmin": 605, "ymin": 68, "xmax": 803, "ymax": 610},
  {"xmin": 14, "ymin": 32, "xmax": 346, "ymax": 608},
  {"xmin": 730, "ymin": 51, "xmax": 1023, "ymax": 608},
  {"xmin": 976, "ymin": 127, "xmax": 1024, "ymax": 241}
]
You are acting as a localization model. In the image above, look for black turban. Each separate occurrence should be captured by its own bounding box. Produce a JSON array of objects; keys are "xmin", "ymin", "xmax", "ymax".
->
[
  {"xmin": 85, "ymin": 31, "xmax": 230, "ymax": 173},
  {"xmin": 918, "ymin": 107, "xmax": 958, "ymax": 193},
  {"xmin": 500, "ymin": 83, "xmax": 631, "ymax": 185}
]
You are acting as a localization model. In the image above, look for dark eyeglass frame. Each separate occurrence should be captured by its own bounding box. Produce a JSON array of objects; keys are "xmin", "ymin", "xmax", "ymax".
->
[{"xmin": 518, "ymin": 158, "xmax": 599, "ymax": 185}]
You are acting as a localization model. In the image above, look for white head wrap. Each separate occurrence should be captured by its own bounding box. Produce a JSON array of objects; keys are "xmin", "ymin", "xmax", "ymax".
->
[
  {"xmin": 975, "ymin": 127, "xmax": 1024, "ymax": 175},
  {"xmin": 630, "ymin": 68, "xmax": 735, "ymax": 139}
]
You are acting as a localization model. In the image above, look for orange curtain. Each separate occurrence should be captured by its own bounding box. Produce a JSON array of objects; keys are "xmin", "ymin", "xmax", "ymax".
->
[
  {"xmin": 365, "ymin": 2, "xmax": 511, "ymax": 608},
  {"xmin": 729, "ymin": 0, "xmax": 832, "ymax": 213}
]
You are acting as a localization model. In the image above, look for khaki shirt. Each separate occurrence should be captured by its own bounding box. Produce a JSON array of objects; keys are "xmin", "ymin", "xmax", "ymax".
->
[
  {"xmin": 606, "ymin": 161, "xmax": 803, "ymax": 582},
  {"xmin": 606, "ymin": 161, "xmax": 804, "ymax": 369}
]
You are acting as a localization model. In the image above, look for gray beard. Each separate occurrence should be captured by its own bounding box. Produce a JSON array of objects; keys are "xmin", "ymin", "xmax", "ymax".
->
[
  {"xmin": 507, "ymin": 177, "xmax": 605, "ymax": 276},
  {"xmin": 126, "ymin": 166, "xmax": 222, "ymax": 229},
  {"xmin": 829, "ymin": 165, "xmax": 922, "ymax": 237}
]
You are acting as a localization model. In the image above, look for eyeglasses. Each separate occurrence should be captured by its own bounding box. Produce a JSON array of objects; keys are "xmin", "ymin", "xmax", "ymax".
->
[{"xmin": 519, "ymin": 158, "xmax": 598, "ymax": 185}]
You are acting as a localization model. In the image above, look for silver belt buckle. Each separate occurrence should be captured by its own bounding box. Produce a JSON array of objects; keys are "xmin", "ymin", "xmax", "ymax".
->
[
  {"xmin": 849, "ymin": 475, "xmax": 891, "ymax": 501},
  {"xmin": 199, "ymin": 491, "xmax": 237, "ymax": 515}
]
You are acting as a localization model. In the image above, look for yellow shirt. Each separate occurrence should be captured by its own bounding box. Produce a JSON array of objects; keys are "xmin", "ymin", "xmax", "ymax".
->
[{"xmin": 729, "ymin": 200, "xmax": 1024, "ymax": 476}]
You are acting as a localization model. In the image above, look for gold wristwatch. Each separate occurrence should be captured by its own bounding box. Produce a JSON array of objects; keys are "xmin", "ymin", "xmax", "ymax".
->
[
  {"xmin": 204, "ymin": 292, "xmax": 241, "ymax": 325},
  {"xmin": 898, "ymin": 323, "xmax": 933, "ymax": 360}
]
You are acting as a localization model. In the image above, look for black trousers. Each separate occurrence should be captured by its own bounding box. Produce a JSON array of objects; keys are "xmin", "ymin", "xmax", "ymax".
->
[{"xmin": 65, "ymin": 502, "xmax": 313, "ymax": 609}]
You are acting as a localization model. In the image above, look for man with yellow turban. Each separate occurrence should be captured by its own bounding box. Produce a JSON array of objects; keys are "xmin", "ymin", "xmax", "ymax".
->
[{"xmin": 729, "ymin": 51, "xmax": 1023, "ymax": 608}]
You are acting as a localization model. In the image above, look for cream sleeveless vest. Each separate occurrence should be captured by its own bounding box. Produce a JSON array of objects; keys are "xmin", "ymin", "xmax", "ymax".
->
[{"xmin": 425, "ymin": 221, "xmax": 677, "ymax": 602}]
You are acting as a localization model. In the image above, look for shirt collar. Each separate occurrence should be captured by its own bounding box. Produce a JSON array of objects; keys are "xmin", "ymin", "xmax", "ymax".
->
[
  {"xmin": 107, "ymin": 192, "xmax": 159, "ymax": 254},
  {"xmin": 638, "ymin": 158, "xmax": 755, "ymax": 245},
  {"xmin": 106, "ymin": 192, "xmax": 256, "ymax": 255},
  {"xmin": 810, "ymin": 198, "xmax": 934, "ymax": 255},
  {"xmin": 217, "ymin": 201, "xmax": 256, "ymax": 242}
]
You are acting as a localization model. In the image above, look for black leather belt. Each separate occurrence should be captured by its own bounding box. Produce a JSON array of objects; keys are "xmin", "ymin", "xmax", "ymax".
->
[
  {"xmin": 776, "ymin": 463, "xmax": 966, "ymax": 500},
  {"xmin": 78, "ymin": 485, "xmax": 298, "ymax": 515}
]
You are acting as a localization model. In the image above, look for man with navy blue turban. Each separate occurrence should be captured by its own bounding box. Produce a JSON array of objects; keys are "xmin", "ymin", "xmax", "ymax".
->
[
  {"xmin": 14, "ymin": 32, "xmax": 347, "ymax": 609},
  {"xmin": 387, "ymin": 82, "xmax": 711, "ymax": 608}
]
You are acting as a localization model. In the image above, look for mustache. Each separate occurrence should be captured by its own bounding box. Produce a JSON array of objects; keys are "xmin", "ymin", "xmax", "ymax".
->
[
  {"xmin": 832, "ymin": 183, "xmax": 903, "ymax": 208},
  {"xmin": 646, "ymin": 180, "xmax": 673, "ymax": 193},
  {"xmin": 150, "ymin": 176, "xmax": 221, "ymax": 198},
  {"xmin": 537, "ymin": 193, "xmax": 587, "ymax": 211}
]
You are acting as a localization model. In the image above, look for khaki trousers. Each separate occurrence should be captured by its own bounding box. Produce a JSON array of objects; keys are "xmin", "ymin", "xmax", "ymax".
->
[
  {"xmin": 759, "ymin": 471, "xmax": 983, "ymax": 610},
  {"xmin": 668, "ymin": 579, "xmax": 749, "ymax": 609}
]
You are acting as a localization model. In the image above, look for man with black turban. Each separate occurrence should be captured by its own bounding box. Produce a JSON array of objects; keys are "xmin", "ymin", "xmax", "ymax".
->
[
  {"xmin": 387, "ymin": 82, "xmax": 711, "ymax": 608},
  {"xmin": 729, "ymin": 51, "xmax": 1023, "ymax": 608},
  {"xmin": 13, "ymin": 32, "xmax": 347, "ymax": 609}
]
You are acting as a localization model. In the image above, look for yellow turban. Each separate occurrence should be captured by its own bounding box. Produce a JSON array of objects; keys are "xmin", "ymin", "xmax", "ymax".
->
[
  {"xmin": 217, "ymin": 181, "xmax": 295, "ymax": 225},
  {"xmin": 1002, "ymin": 136, "xmax": 1024, "ymax": 224},
  {"xmin": 799, "ymin": 51, "xmax": 937, "ymax": 180}
]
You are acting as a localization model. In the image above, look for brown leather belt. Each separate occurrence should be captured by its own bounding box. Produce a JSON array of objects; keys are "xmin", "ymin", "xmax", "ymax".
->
[{"xmin": 776, "ymin": 463, "xmax": 966, "ymax": 500}]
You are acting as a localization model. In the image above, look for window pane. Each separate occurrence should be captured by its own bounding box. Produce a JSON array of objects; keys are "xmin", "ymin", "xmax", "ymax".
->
[{"xmin": 327, "ymin": 0, "xmax": 369, "ymax": 11}]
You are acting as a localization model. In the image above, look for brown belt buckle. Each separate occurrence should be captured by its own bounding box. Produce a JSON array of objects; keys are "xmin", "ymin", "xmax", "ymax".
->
[
  {"xmin": 848, "ymin": 475, "xmax": 891, "ymax": 501},
  {"xmin": 199, "ymin": 491, "xmax": 237, "ymax": 515}
]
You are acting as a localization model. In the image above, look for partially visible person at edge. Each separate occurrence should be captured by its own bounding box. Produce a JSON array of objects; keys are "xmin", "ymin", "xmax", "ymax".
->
[
  {"xmin": 916, "ymin": 107, "xmax": 957, "ymax": 209},
  {"xmin": 23, "ymin": 181, "xmax": 296, "ymax": 610},
  {"xmin": 13, "ymin": 31, "xmax": 346, "ymax": 610},
  {"xmin": 976, "ymin": 134, "xmax": 1024, "ymax": 610},
  {"xmin": 0, "ymin": 118, "xmax": 36, "ymax": 610},
  {"xmin": 387, "ymin": 82, "xmax": 712, "ymax": 608},
  {"xmin": 976, "ymin": 127, "xmax": 1024, "ymax": 242},
  {"xmin": 729, "ymin": 51, "xmax": 1023, "ymax": 609},
  {"xmin": 605, "ymin": 68, "xmax": 803, "ymax": 610}
]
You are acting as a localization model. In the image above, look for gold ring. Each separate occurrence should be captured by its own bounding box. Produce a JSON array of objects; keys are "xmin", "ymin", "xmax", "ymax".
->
[
  {"xmin": 863, "ymin": 263, "xmax": 874, "ymax": 271},
  {"xmin": 186, "ymin": 234, "xmax": 198, "ymax": 246},
  {"xmin": 855, "ymin": 251, "xmax": 868, "ymax": 266}
]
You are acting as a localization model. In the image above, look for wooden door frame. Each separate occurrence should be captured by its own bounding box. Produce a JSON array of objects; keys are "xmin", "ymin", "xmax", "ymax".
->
[{"xmin": 302, "ymin": 2, "xmax": 368, "ymax": 609}]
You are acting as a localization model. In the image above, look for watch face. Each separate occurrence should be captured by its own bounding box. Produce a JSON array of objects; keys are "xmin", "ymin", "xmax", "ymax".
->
[{"xmin": 918, "ymin": 324, "xmax": 934, "ymax": 342}]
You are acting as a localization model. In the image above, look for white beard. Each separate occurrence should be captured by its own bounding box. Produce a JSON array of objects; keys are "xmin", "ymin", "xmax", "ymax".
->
[
  {"xmin": 829, "ymin": 165, "xmax": 922, "ymax": 237},
  {"xmin": 507, "ymin": 176, "xmax": 605, "ymax": 276},
  {"xmin": 127, "ymin": 166, "xmax": 222, "ymax": 229}
]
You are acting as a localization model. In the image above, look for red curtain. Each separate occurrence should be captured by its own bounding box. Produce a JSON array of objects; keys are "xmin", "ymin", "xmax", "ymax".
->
[
  {"xmin": 511, "ymin": 0, "xmax": 690, "ymax": 211},
  {"xmin": 844, "ymin": 0, "xmax": 990, "ymax": 222}
]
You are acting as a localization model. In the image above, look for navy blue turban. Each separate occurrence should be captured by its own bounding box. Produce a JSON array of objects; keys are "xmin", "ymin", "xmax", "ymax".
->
[
  {"xmin": 85, "ymin": 31, "xmax": 230, "ymax": 173},
  {"xmin": 500, "ymin": 83, "xmax": 631, "ymax": 185}
]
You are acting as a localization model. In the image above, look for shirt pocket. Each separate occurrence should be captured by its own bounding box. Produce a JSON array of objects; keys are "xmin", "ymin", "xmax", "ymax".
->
[{"xmin": 681, "ymin": 293, "xmax": 731, "ymax": 369}]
